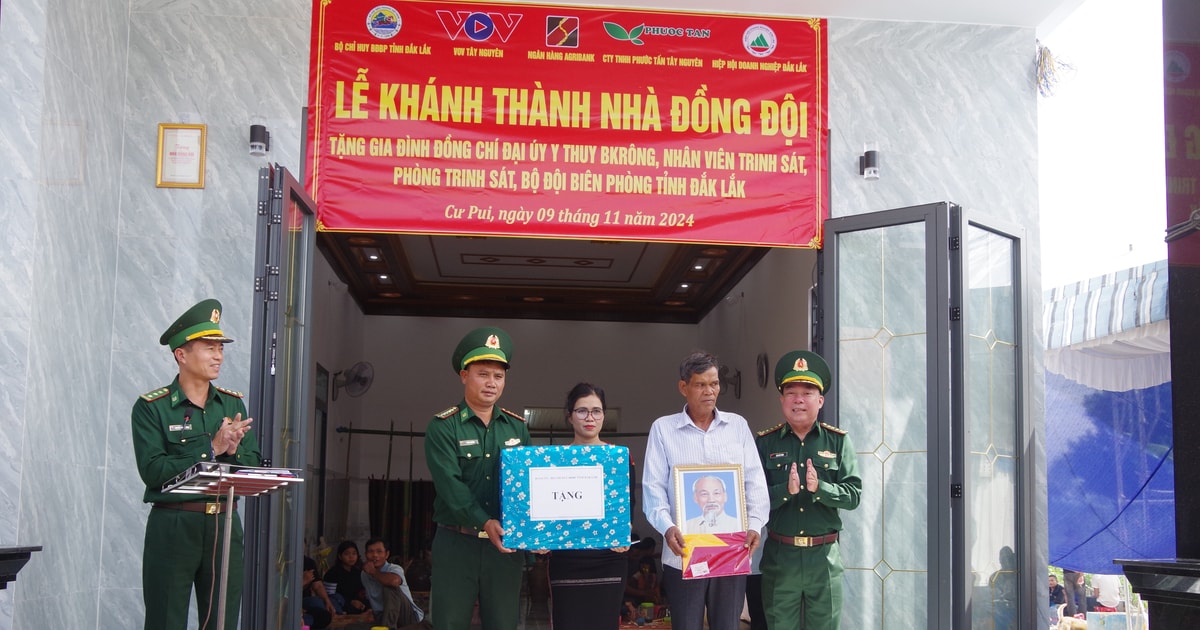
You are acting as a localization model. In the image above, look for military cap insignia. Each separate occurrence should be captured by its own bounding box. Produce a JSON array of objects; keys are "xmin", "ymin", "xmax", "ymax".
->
[
  {"xmin": 756, "ymin": 423, "xmax": 785, "ymax": 437},
  {"xmin": 140, "ymin": 387, "xmax": 170, "ymax": 402},
  {"xmin": 486, "ymin": 334, "xmax": 501, "ymax": 349},
  {"xmin": 215, "ymin": 385, "xmax": 244, "ymax": 398},
  {"xmin": 821, "ymin": 422, "xmax": 847, "ymax": 435},
  {"xmin": 211, "ymin": 309, "xmax": 221, "ymax": 324},
  {"xmin": 435, "ymin": 405, "xmax": 460, "ymax": 419},
  {"xmin": 794, "ymin": 357, "xmax": 809, "ymax": 371}
]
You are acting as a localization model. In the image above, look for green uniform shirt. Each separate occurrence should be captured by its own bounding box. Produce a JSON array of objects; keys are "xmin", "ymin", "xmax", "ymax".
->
[
  {"xmin": 424, "ymin": 400, "xmax": 530, "ymax": 529},
  {"xmin": 756, "ymin": 421, "xmax": 861, "ymax": 536},
  {"xmin": 132, "ymin": 376, "xmax": 262, "ymax": 503}
]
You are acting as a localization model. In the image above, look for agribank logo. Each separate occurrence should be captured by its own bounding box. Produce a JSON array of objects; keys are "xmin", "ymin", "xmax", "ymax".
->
[{"xmin": 436, "ymin": 10, "xmax": 523, "ymax": 43}]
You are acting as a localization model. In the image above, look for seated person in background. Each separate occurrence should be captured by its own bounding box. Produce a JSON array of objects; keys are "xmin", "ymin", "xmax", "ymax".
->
[
  {"xmin": 355, "ymin": 537, "xmax": 429, "ymax": 630},
  {"xmin": 1048, "ymin": 575, "xmax": 1066, "ymax": 622},
  {"xmin": 322, "ymin": 540, "xmax": 371, "ymax": 615},
  {"xmin": 625, "ymin": 537, "xmax": 658, "ymax": 578},
  {"xmin": 302, "ymin": 556, "xmax": 335, "ymax": 629},
  {"xmin": 624, "ymin": 556, "xmax": 661, "ymax": 620},
  {"xmin": 1089, "ymin": 573, "xmax": 1122, "ymax": 612}
]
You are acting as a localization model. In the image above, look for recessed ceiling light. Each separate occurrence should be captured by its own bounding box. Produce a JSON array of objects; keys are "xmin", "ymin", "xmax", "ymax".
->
[
  {"xmin": 379, "ymin": 274, "xmax": 389, "ymax": 281},
  {"xmin": 368, "ymin": 254, "xmax": 380, "ymax": 261},
  {"xmin": 523, "ymin": 296, "xmax": 545, "ymax": 302}
]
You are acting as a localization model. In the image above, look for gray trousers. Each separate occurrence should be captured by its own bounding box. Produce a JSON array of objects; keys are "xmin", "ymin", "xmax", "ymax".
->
[{"xmin": 346, "ymin": 587, "xmax": 430, "ymax": 630}]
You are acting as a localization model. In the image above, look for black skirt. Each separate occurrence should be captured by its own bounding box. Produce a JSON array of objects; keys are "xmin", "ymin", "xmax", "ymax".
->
[{"xmin": 548, "ymin": 549, "xmax": 628, "ymax": 630}]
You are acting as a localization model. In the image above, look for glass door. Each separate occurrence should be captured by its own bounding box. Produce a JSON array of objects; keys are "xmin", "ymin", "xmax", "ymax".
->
[
  {"xmin": 821, "ymin": 202, "xmax": 1029, "ymax": 629},
  {"xmin": 243, "ymin": 164, "xmax": 317, "ymax": 630}
]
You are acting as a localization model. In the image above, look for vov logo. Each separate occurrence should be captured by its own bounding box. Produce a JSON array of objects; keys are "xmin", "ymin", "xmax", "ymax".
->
[{"xmin": 436, "ymin": 10, "xmax": 523, "ymax": 43}]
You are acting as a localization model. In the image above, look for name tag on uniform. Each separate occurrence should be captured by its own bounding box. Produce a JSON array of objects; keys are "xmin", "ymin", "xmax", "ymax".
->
[
  {"xmin": 769, "ymin": 452, "xmax": 788, "ymax": 459},
  {"xmin": 818, "ymin": 450, "xmax": 836, "ymax": 459},
  {"xmin": 459, "ymin": 439, "xmax": 479, "ymax": 447},
  {"xmin": 504, "ymin": 438, "xmax": 522, "ymax": 446},
  {"xmin": 169, "ymin": 424, "xmax": 193, "ymax": 432}
]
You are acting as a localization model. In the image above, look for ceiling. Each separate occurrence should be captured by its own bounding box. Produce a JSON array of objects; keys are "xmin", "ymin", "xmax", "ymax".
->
[
  {"xmin": 317, "ymin": 0, "xmax": 1082, "ymax": 323},
  {"xmin": 318, "ymin": 233, "xmax": 769, "ymax": 323}
]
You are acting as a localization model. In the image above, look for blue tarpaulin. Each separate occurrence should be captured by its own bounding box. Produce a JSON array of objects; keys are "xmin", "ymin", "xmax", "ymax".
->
[{"xmin": 1044, "ymin": 260, "xmax": 1175, "ymax": 574}]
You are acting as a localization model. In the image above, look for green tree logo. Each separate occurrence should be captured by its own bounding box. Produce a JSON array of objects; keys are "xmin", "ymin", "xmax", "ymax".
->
[{"xmin": 603, "ymin": 22, "xmax": 645, "ymax": 45}]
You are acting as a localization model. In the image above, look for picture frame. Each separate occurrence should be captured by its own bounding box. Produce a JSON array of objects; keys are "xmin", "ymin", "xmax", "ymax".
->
[
  {"xmin": 673, "ymin": 464, "xmax": 747, "ymax": 535},
  {"xmin": 156, "ymin": 123, "xmax": 206, "ymax": 188}
]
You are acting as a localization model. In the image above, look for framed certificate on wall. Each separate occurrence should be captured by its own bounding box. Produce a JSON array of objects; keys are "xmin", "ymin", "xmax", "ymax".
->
[
  {"xmin": 156, "ymin": 123, "xmax": 206, "ymax": 188},
  {"xmin": 501, "ymin": 444, "xmax": 631, "ymax": 550}
]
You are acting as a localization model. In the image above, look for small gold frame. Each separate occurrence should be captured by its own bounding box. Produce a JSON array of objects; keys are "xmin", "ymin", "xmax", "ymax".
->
[
  {"xmin": 156, "ymin": 123, "xmax": 206, "ymax": 188},
  {"xmin": 673, "ymin": 464, "xmax": 747, "ymax": 535}
]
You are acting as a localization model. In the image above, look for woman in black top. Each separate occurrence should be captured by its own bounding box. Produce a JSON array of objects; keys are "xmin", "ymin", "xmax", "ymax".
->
[
  {"xmin": 321, "ymin": 540, "xmax": 371, "ymax": 615},
  {"xmin": 547, "ymin": 383, "xmax": 632, "ymax": 630}
]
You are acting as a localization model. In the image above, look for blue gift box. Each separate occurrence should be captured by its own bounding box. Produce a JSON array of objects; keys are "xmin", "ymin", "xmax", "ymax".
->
[{"xmin": 501, "ymin": 444, "xmax": 632, "ymax": 550}]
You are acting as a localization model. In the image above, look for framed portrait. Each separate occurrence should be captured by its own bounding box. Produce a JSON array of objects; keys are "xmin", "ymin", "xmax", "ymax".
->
[
  {"xmin": 673, "ymin": 464, "xmax": 747, "ymax": 535},
  {"xmin": 155, "ymin": 123, "xmax": 206, "ymax": 188}
]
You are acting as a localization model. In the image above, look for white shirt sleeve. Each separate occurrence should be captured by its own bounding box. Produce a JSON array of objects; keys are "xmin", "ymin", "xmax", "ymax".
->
[{"xmin": 641, "ymin": 418, "xmax": 676, "ymax": 536}]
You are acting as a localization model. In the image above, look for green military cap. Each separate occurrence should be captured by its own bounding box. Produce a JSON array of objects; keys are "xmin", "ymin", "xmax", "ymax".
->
[
  {"xmin": 774, "ymin": 350, "xmax": 831, "ymax": 394},
  {"xmin": 159, "ymin": 299, "xmax": 234, "ymax": 351},
  {"xmin": 451, "ymin": 326, "xmax": 512, "ymax": 372}
]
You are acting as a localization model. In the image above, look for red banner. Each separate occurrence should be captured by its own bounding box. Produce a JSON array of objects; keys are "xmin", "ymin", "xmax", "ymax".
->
[
  {"xmin": 306, "ymin": 0, "xmax": 828, "ymax": 247},
  {"xmin": 1166, "ymin": 43, "xmax": 1200, "ymax": 266}
]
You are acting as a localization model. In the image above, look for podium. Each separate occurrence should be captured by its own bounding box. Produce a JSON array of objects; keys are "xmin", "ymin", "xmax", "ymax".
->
[{"xmin": 162, "ymin": 462, "xmax": 302, "ymax": 630}]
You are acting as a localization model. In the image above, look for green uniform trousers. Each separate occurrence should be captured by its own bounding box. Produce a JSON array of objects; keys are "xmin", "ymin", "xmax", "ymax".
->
[
  {"xmin": 431, "ymin": 526, "xmax": 525, "ymax": 630},
  {"xmin": 143, "ymin": 506, "xmax": 243, "ymax": 630},
  {"xmin": 760, "ymin": 538, "xmax": 842, "ymax": 630}
]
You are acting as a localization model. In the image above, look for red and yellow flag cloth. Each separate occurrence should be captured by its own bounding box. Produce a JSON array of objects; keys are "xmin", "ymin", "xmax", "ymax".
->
[{"xmin": 681, "ymin": 532, "xmax": 751, "ymax": 579}]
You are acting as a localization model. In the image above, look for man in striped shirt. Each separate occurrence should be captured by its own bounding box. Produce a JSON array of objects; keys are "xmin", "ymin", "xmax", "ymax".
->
[{"xmin": 642, "ymin": 351, "xmax": 769, "ymax": 630}]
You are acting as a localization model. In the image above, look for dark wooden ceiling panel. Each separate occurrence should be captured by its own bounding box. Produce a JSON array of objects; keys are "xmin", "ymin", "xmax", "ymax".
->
[{"xmin": 317, "ymin": 233, "xmax": 768, "ymax": 323}]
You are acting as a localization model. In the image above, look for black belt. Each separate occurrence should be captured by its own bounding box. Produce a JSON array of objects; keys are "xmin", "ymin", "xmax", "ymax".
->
[
  {"xmin": 767, "ymin": 530, "xmax": 838, "ymax": 547},
  {"xmin": 153, "ymin": 501, "xmax": 235, "ymax": 515},
  {"xmin": 439, "ymin": 523, "xmax": 489, "ymax": 539}
]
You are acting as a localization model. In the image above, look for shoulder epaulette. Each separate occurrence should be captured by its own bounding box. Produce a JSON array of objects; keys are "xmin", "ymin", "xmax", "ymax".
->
[
  {"xmin": 757, "ymin": 423, "xmax": 786, "ymax": 437},
  {"xmin": 140, "ymin": 387, "xmax": 170, "ymax": 402},
  {"xmin": 501, "ymin": 407, "xmax": 526, "ymax": 422},
  {"xmin": 215, "ymin": 385, "xmax": 244, "ymax": 398},
  {"xmin": 821, "ymin": 422, "xmax": 847, "ymax": 435},
  {"xmin": 435, "ymin": 405, "xmax": 460, "ymax": 419}
]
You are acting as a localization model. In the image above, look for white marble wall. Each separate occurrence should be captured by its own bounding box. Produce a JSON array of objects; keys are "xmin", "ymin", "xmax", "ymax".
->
[
  {"xmin": 0, "ymin": 0, "xmax": 310, "ymax": 628},
  {"xmin": 0, "ymin": 3, "xmax": 1044, "ymax": 630},
  {"xmin": 827, "ymin": 19, "xmax": 1047, "ymax": 629}
]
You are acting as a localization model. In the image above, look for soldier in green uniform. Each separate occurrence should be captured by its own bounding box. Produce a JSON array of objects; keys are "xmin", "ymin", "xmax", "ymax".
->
[
  {"xmin": 425, "ymin": 326, "xmax": 530, "ymax": 630},
  {"xmin": 131, "ymin": 299, "xmax": 261, "ymax": 630},
  {"xmin": 756, "ymin": 350, "xmax": 861, "ymax": 630}
]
